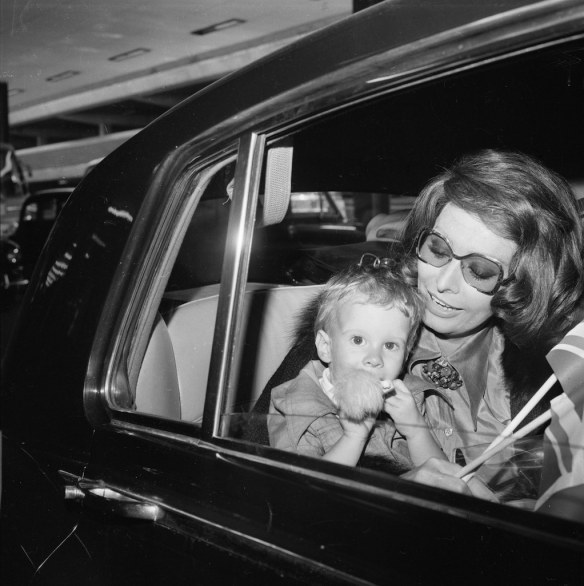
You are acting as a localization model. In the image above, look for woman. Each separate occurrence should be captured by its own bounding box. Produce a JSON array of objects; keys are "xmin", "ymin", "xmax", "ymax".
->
[
  {"xmin": 398, "ymin": 149, "xmax": 584, "ymax": 463},
  {"xmin": 247, "ymin": 149, "xmax": 584, "ymax": 488}
]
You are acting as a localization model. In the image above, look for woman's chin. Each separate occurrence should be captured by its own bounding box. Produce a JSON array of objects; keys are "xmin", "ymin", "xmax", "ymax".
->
[{"xmin": 423, "ymin": 310, "xmax": 493, "ymax": 339}]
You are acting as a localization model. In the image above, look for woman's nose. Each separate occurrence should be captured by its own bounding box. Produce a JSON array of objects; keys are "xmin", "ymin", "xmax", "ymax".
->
[{"xmin": 435, "ymin": 259, "xmax": 462, "ymax": 292}]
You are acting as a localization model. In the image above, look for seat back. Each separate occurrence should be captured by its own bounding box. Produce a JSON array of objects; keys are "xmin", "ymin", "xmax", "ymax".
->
[
  {"xmin": 164, "ymin": 283, "xmax": 323, "ymax": 423},
  {"xmin": 135, "ymin": 313, "xmax": 182, "ymax": 419}
]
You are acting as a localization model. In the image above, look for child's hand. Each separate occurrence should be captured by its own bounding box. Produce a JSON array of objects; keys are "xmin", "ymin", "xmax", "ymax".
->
[
  {"xmin": 383, "ymin": 379, "xmax": 425, "ymax": 439},
  {"xmin": 337, "ymin": 413, "xmax": 377, "ymax": 441}
]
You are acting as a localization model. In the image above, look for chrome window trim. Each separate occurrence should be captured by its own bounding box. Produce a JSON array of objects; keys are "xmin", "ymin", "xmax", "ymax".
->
[{"xmin": 203, "ymin": 132, "xmax": 266, "ymax": 438}]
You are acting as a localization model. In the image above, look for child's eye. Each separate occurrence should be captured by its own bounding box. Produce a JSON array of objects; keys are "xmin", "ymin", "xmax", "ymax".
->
[
  {"xmin": 384, "ymin": 342, "xmax": 398, "ymax": 351},
  {"xmin": 351, "ymin": 336, "xmax": 364, "ymax": 345}
]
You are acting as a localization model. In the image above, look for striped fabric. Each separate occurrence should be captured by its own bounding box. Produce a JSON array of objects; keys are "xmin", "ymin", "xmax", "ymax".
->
[{"xmin": 535, "ymin": 322, "xmax": 584, "ymax": 518}]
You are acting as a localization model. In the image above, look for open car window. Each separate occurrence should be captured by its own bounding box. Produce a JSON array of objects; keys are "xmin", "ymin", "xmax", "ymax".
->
[
  {"xmin": 218, "ymin": 39, "xmax": 583, "ymax": 510},
  {"xmin": 111, "ymin": 38, "xmax": 582, "ymax": 515},
  {"xmin": 110, "ymin": 155, "xmax": 239, "ymax": 423}
]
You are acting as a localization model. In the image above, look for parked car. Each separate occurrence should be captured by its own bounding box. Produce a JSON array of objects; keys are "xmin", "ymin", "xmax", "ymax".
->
[
  {"xmin": 0, "ymin": 143, "xmax": 31, "ymax": 239},
  {"xmin": 2, "ymin": 1, "xmax": 583, "ymax": 584},
  {"xmin": 9, "ymin": 187, "xmax": 74, "ymax": 279},
  {"xmin": 0, "ymin": 237, "xmax": 27, "ymax": 296}
]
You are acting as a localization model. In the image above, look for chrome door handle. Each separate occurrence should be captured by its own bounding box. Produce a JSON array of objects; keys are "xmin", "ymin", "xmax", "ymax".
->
[
  {"xmin": 63, "ymin": 479, "xmax": 164, "ymax": 521},
  {"xmin": 84, "ymin": 487, "xmax": 164, "ymax": 521}
]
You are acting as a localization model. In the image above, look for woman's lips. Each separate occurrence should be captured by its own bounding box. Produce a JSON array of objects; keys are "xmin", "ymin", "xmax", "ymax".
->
[{"xmin": 428, "ymin": 292, "xmax": 461, "ymax": 313}]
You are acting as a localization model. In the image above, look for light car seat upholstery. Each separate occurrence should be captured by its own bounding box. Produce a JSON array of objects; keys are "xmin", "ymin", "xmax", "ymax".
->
[
  {"xmin": 136, "ymin": 283, "xmax": 323, "ymax": 423},
  {"xmin": 135, "ymin": 313, "xmax": 182, "ymax": 419}
]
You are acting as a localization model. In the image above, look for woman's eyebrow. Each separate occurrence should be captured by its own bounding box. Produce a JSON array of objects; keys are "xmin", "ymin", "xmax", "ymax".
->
[{"xmin": 435, "ymin": 229, "xmax": 509, "ymax": 262}]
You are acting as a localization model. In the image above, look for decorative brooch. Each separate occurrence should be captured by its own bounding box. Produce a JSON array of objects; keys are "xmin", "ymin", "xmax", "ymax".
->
[{"xmin": 422, "ymin": 357, "xmax": 463, "ymax": 390}]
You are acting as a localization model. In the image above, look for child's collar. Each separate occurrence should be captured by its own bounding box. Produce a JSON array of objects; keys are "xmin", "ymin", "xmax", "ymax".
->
[{"xmin": 319, "ymin": 367, "xmax": 338, "ymax": 407}]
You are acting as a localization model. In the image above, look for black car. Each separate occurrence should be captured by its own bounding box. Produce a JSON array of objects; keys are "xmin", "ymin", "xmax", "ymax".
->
[
  {"xmin": 0, "ymin": 238, "xmax": 27, "ymax": 296},
  {"xmin": 2, "ymin": 1, "xmax": 583, "ymax": 584}
]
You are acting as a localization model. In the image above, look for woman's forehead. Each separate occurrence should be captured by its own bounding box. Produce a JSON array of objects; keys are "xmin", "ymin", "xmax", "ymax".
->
[{"xmin": 433, "ymin": 203, "xmax": 517, "ymax": 264}]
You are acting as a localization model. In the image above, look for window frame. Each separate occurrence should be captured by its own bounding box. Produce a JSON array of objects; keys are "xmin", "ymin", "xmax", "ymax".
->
[
  {"xmin": 84, "ymin": 28, "xmax": 583, "ymax": 520},
  {"xmin": 204, "ymin": 37, "xmax": 584, "ymax": 516},
  {"xmin": 84, "ymin": 142, "xmax": 241, "ymax": 431}
]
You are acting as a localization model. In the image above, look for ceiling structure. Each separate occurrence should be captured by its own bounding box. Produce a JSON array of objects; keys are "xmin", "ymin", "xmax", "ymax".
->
[{"xmin": 1, "ymin": 0, "xmax": 354, "ymax": 184}]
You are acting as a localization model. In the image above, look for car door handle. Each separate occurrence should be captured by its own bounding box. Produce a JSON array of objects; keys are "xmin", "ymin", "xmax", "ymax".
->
[{"xmin": 64, "ymin": 480, "xmax": 164, "ymax": 521}]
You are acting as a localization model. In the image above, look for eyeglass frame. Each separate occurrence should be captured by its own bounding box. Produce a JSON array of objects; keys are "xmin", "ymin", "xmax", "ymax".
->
[{"xmin": 415, "ymin": 227, "xmax": 513, "ymax": 295}]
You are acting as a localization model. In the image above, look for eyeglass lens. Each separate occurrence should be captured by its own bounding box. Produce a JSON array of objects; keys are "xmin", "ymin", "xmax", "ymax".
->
[{"xmin": 417, "ymin": 231, "xmax": 502, "ymax": 293}]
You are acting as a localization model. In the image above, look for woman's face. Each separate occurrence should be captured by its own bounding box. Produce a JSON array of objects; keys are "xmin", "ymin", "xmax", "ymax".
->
[{"xmin": 417, "ymin": 203, "xmax": 517, "ymax": 338}]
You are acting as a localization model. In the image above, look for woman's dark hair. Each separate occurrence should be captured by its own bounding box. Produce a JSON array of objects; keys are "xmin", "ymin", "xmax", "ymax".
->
[{"xmin": 400, "ymin": 149, "xmax": 584, "ymax": 350}]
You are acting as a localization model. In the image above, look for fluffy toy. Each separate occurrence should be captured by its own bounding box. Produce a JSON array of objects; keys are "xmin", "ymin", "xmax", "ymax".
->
[{"xmin": 332, "ymin": 370, "xmax": 394, "ymax": 423}]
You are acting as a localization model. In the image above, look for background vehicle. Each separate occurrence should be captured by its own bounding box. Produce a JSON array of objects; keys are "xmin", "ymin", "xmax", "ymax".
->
[
  {"xmin": 9, "ymin": 187, "xmax": 74, "ymax": 280},
  {"xmin": 0, "ymin": 143, "xmax": 31, "ymax": 239},
  {"xmin": 2, "ymin": 1, "xmax": 583, "ymax": 584},
  {"xmin": 0, "ymin": 238, "xmax": 27, "ymax": 296}
]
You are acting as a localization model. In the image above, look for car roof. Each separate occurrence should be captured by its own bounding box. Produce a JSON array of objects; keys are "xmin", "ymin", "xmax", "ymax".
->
[{"xmin": 181, "ymin": 1, "xmax": 560, "ymax": 110}]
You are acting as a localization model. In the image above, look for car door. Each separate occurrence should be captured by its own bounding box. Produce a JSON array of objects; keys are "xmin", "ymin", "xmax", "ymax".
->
[{"xmin": 57, "ymin": 133, "xmax": 351, "ymax": 584}]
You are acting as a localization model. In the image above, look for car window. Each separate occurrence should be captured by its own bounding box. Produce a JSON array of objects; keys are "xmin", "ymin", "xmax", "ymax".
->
[
  {"xmin": 218, "ymin": 40, "xmax": 583, "ymax": 508},
  {"xmin": 107, "ymin": 38, "xmax": 582, "ymax": 512},
  {"xmin": 112, "ymin": 156, "xmax": 238, "ymax": 424}
]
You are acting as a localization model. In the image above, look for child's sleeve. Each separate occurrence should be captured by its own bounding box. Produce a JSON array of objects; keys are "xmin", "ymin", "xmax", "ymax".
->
[{"xmin": 296, "ymin": 414, "xmax": 344, "ymax": 457}]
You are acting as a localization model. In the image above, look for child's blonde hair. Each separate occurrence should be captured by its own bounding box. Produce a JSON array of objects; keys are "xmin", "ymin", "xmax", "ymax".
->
[{"xmin": 314, "ymin": 257, "xmax": 425, "ymax": 353}]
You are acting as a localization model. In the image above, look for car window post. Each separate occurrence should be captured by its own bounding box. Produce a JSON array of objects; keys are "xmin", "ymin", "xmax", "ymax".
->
[{"xmin": 202, "ymin": 132, "xmax": 266, "ymax": 439}]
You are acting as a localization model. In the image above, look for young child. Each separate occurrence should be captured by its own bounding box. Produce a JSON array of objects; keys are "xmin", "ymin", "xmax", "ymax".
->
[{"xmin": 268, "ymin": 256, "xmax": 445, "ymax": 470}]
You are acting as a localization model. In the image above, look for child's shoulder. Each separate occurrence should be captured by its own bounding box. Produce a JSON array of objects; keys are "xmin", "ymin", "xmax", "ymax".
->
[
  {"xmin": 271, "ymin": 360, "xmax": 331, "ymax": 412},
  {"xmin": 274, "ymin": 360, "xmax": 324, "ymax": 391}
]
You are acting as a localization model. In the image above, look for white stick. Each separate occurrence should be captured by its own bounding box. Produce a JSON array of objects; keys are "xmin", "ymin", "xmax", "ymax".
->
[
  {"xmin": 488, "ymin": 374, "xmax": 557, "ymax": 452},
  {"xmin": 455, "ymin": 409, "xmax": 552, "ymax": 478},
  {"xmin": 458, "ymin": 374, "xmax": 556, "ymax": 483}
]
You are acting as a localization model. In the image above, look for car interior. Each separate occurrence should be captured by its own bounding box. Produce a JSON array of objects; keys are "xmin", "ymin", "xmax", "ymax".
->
[{"xmin": 119, "ymin": 39, "xmax": 582, "ymax": 505}]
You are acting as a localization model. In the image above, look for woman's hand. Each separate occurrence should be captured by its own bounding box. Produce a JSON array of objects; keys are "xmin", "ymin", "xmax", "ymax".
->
[
  {"xmin": 465, "ymin": 474, "xmax": 499, "ymax": 502},
  {"xmin": 402, "ymin": 458, "xmax": 499, "ymax": 502}
]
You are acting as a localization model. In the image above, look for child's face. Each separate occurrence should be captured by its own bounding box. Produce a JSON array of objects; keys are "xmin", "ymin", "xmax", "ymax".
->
[{"xmin": 315, "ymin": 299, "xmax": 410, "ymax": 385}]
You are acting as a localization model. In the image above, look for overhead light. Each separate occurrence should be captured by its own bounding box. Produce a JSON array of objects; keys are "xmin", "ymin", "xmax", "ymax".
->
[
  {"xmin": 109, "ymin": 48, "xmax": 151, "ymax": 62},
  {"xmin": 8, "ymin": 88, "xmax": 24, "ymax": 96},
  {"xmin": 46, "ymin": 70, "xmax": 80, "ymax": 82},
  {"xmin": 191, "ymin": 18, "xmax": 245, "ymax": 36}
]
